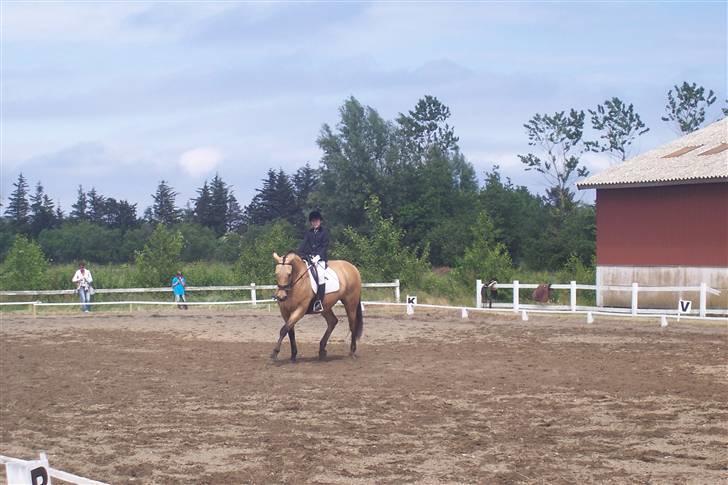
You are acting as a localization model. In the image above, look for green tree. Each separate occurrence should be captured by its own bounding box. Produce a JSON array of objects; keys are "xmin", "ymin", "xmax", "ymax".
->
[
  {"xmin": 333, "ymin": 196, "xmax": 430, "ymax": 287},
  {"xmin": 453, "ymin": 212, "xmax": 513, "ymax": 285},
  {"xmin": 150, "ymin": 180, "xmax": 181, "ymax": 225},
  {"xmin": 38, "ymin": 222, "xmax": 122, "ymax": 263},
  {"xmin": 193, "ymin": 181, "xmax": 213, "ymax": 226},
  {"xmin": 0, "ymin": 235, "xmax": 49, "ymax": 290},
  {"xmin": 70, "ymin": 185, "xmax": 88, "ymax": 221},
  {"xmin": 177, "ymin": 222, "xmax": 218, "ymax": 261},
  {"xmin": 29, "ymin": 182, "xmax": 58, "ymax": 237},
  {"xmin": 244, "ymin": 169, "xmax": 298, "ymax": 226},
  {"xmin": 396, "ymin": 95, "xmax": 459, "ymax": 164},
  {"xmin": 87, "ymin": 188, "xmax": 106, "ymax": 225},
  {"xmin": 235, "ymin": 220, "xmax": 297, "ymax": 284},
  {"xmin": 104, "ymin": 198, "xmax": 138, "ymax": 231},
  {"xmin": 518, "ymin": 109, "xmax": 589, "ymax": 211},
  {"xmin": 316, "ymin": 97, "xmax": 394, "ymax": 228},
  {"xmin": 4, "ymin": 173, "xmax": 31, "ymax": 233},
  {"xmin": 587, "ymin": 97, "xmax": 649, "ymax": 162},
  {"xmin": 479, "ymin": 166, "xmax": 546, "ymax": 266},
  {"xmin": 662, "ymin": 81, "xmax": 717, "ymax": 133},
  {"xmin": 134, "ymin": 224, "xmax": 184, "ymax": 286}
]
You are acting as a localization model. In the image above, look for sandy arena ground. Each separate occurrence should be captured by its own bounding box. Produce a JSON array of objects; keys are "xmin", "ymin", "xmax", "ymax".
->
[{"xmin": 1, "ymin": 307, "xmax": 727, "ymax": 484}]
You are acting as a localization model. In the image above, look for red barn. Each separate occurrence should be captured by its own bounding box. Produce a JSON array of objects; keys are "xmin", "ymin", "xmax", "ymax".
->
[{"xmin": 577, "ymin": 118, "xmax": 728, "ymax": 310}]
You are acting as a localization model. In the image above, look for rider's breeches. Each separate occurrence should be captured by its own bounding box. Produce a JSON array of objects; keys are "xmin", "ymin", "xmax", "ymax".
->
[{"xmin": 315, "ymin": 261, "xmax": 326, "ymax": 284}]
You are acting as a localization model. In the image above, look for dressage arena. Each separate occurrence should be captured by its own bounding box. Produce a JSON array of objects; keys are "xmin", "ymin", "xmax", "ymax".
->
[{"xmin": 1, "ymin": 307, "xmax": 726, "ymax": 483}]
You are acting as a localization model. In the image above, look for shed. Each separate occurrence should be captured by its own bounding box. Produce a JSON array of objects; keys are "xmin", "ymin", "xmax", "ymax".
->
[{"xmin": 577, "ymin": 118, "xmax": 728, "ymax": 310}]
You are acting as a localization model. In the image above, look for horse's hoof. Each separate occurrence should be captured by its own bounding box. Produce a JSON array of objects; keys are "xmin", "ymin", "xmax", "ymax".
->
[
  {"xmin": 318, "ymin": 350, "xmax": 327, "ymax": 361},
  {"xmin": 349, "ymin": 352, "xmax": 357, "ymax": 360},
  {"xmin": 270, "ymin": 349, "xmax": 279, "ymax": 360},
  {"xmin": 291, "ymin": 355, "xmax": 297, "ymax": 363}
]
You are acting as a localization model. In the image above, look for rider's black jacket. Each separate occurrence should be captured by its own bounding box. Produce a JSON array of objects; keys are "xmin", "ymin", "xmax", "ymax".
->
[{"xmin": 298, "ymin": 226, "xmax": 329, "ymax": 261}]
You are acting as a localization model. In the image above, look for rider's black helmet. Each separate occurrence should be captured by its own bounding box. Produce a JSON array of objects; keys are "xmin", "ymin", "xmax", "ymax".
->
[{"xmin": 308, "ymin": 210, "xmax": 322, "ymax": 222}]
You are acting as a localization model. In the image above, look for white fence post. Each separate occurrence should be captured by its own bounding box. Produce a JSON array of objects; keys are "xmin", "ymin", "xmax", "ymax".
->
[
  {"xmin": 476, "ymin": 279, "xmax": 483, "ymax": 309},
  {"xmin": 394, "ymin": 279, "xmax": 400, "ymax": 303},
  {"xmin": 251, "ymin": 283, "xmax": 257, "ymax": 307},
  {"xmin": 570, "ymin": 280, "xmax": 577, "ymax": 312},
  {"xmin": 513, "ymin": 280, "xmax": 520, "ymax": 312},
  {"xmin": 631, "ymin": 282, "xmax": 639, "ymax": 316},
  {"xmin": 699, "ymin": 282, "xmax": 707, "ymax": 318}
]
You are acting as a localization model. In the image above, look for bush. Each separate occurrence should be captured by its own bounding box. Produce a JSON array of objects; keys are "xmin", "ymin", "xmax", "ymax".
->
[
  {"xmin": 557, "ymin": 253, "xmax": 596, "ymax": 284},
  {"xmin": 235, "ymin": 220, "xmax": 297, "ymax": 284},
  {"xmin": 0, "ymin": 235, "xmax": 49, "ymax": 290},
  {"xmin": 333, "ymin": 196, "xmax": 430, "ymax": 287},
  {"xmin": 453, "ymin": 212, "xmax": 513, "ymax": 285},
  {"xmin": 134, "ymin": 225, "xmax": 184, "ymax": 286}
]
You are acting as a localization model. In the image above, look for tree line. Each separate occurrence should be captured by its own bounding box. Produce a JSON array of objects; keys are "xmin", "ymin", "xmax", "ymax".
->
[{"xmin": 1, "ymin": 80, "xmax": 723, "ymax": 288}]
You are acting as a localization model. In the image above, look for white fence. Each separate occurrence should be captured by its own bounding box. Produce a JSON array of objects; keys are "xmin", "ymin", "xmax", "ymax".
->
[
  {"xmin": 0, "ymin": 280, "xmax": 401, "ymax": 313},
  {"xmin": 1, "ymin": 453, "xmax": 108, "ymax": 485},
  {"xmin": 476, "ymin": 279, "xmax": 724, "ymax": 318}
]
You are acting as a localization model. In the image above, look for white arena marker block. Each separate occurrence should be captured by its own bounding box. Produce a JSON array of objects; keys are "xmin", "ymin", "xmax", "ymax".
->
[
  {"xmin": 360, "ymin": 302, "xmax": 365, "ymax": 313},
  {"xmin": 461, "ymin": 308, "xmax": 468, "ymax": 319},
  {"xmin": 587, "ymin": 312, "xmax": 594, "ymax": 324},
  {"xmin": 521, "ymin": 310, "xmax": 528, "ymax": 321},
  {"xmin": 406, "ymin": 303, "xmax": 414, "ymax": 315},
  {"xmin": 660, "ymin": 315, "xmax": 668, "ymax": 328}
]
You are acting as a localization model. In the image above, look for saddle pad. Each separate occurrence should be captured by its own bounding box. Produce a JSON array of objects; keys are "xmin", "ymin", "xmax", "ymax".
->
[{"xmin": 308, "ymin": 265, "xmax": 340, "ymax": 294}]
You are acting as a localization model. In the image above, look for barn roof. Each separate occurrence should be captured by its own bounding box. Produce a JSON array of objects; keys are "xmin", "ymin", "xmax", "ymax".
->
[{"xmin": 577, "ymin": 118, "xmax": 728, "ymax": 189}]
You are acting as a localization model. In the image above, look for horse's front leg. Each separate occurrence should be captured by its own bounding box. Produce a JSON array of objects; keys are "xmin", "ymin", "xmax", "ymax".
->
[
  {"xmin": 271, "ymin": 308, "xmax": 305, "ymax": 361},
  {"xmin": 270, "ymin": 323, "xmax": 289, "ymax": 360},
  {"xmin": 288, "ymin": 327, "xmax": 298, "ymax": 362}
]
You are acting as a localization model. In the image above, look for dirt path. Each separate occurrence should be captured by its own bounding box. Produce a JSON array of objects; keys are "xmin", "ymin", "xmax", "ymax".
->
[{"xmin": 1, "ymin": 309, "xmax": 727, "ymax": 484}]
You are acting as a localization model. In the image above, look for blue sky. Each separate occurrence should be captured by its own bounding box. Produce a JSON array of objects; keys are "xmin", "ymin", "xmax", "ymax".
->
[{"xmin": 2, "ymin": 1, "xmax": 726, "ymax": 213}]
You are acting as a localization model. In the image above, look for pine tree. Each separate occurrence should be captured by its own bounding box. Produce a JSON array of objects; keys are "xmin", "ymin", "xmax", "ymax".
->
[
  {"xmin": 292, "ymin": 164, "xmax": 319, "ymax": 216},
  {"xmin": 87, "ymin": 188, "xmax": 106, "ymax": 225},
  {"xmin": 29, "ymin": 182, "xmax": 57, "ymax": 236},
  {"xmin": 151, "ymin": 180, "xmax": 181, "ymax": 225},
  {"xmin": 4, "ymin": 173, "xmax": 30, "ymax": 233},
  {"xmin": 70, "ymin": 185, "xmax": 88, "ymax": 221},
  {"xmin": 208, "ymin": 174, "xmax": 230, "ymax": 236},
  {"xmin": 227, "ymin": 194, "xmax": 244, "ymax": 233},
  {"xmin": 193, "ymin": 181, "xmax": 213, "ymax": 227}
]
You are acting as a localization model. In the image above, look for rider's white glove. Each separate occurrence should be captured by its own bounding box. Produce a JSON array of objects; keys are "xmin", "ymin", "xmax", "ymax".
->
[{"xmin": 311, "ymin": 255, "xmax": 321, "ymax": 264}]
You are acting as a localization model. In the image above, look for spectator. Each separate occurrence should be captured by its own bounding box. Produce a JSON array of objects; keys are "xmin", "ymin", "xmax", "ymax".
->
[
  {"xmin": 171, "ymin": 271, "xmax": 188, "ymax": 310},
  {"xmin": 72, "ymin": 262, "xmax": 93, "ymax": 313}
]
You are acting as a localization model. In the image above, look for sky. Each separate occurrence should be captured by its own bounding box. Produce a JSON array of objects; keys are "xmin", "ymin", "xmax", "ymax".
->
[{"xmin": 1, "ymin": 1, "xmax": 726, "ymax": 214}]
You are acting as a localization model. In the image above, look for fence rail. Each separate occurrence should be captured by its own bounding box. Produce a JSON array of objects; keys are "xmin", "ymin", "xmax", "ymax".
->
[
  {"xmin": 476, "ymin": 279, "xmax": 724, "ymax": 318},
  {"xmin": 0, "ymin": 280, "xmax": 401, "ymax": 313}
]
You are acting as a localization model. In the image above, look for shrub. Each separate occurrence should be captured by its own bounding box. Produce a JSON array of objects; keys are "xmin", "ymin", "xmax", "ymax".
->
[
  {"xmin": 134, "ymin": 225, "xmax": 184, "ymax": 286},
  {"xmin": 235, "ymin": 220, "xmax": 297, "ymax": 284},
  {"xmin": 453, "ymin": 211, "xmax": 513, "ymax": 285},
  {"xmin": 333, "ymin": 196, "xmax": 430, "ymax": 287},
  {"xmin": 0, "ymin": 235, "xmax": 49, "ymax": 290}
]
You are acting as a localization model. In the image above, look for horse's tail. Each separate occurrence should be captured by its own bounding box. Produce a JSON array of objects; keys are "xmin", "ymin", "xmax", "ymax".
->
[{"xmin": 354, "ymin": 299, "xmax": 364, "ymax": 341}]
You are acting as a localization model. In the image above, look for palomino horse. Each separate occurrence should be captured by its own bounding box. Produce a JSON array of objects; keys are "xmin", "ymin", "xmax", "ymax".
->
[{"xmin": 271, "ymin": 251, "xmax": 364, "ymax": 362}]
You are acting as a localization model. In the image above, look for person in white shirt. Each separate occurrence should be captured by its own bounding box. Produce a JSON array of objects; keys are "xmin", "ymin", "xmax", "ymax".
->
[{"xmin": 72, "ymin": 262, "xmax": 94, "ymax": 313}]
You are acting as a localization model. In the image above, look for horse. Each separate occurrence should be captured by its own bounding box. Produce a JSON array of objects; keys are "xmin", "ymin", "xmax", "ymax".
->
[{"xmin": 271, "ymin": 251, "xmax": 364, "ymax": 362}]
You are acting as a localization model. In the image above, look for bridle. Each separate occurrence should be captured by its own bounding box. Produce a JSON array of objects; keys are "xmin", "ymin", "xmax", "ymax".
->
[{"xmin": 275, "ymin": 254, "xmax": 309, "ymax": 297}]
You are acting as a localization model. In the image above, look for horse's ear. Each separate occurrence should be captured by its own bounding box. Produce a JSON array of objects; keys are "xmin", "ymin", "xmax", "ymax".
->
[{"xmin": 273, "ymin": 252, "xmax": 282, "ymax": 263}]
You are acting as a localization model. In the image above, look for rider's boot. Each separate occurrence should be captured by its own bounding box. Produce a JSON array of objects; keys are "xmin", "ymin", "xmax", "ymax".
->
[{"xmin": 313, "ymin": 284, "xmax": 325, "ymax": 312}]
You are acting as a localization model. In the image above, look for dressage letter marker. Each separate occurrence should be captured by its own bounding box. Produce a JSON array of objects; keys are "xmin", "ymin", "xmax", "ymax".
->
[
  {"xmin": 406, "ymin": 296, "xmax": 417, "ymax": 305},
  {"xmin": 678, "ymin": 300, "xmax": 692, "ymax": 313}
]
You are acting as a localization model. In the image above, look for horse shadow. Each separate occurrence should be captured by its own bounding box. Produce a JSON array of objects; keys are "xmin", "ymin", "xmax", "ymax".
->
[{"xmin": 270, "ymin": 354, "xmax": 348, "ymax": 366}]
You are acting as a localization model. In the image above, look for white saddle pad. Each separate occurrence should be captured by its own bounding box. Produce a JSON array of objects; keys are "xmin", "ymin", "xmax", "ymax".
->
[{"xmin": 307, "ymin": 264, "xmax": 340, "ymax": 294}]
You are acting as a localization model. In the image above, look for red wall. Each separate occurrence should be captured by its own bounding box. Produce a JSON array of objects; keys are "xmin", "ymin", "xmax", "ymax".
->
[{"xmin": 596, "ymin": 183, "xmax": 728, "ymax": 266}]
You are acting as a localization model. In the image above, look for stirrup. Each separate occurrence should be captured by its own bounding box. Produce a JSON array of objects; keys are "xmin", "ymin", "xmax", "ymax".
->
[{"xmin": 313, "ymin": 300, "xmax": 323, "ymax": 312}]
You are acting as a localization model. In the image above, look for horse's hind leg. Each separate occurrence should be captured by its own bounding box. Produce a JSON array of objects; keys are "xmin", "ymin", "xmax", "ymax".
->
[
  {"xmin": 319, "ymin": 309, "xmax": 338, "ymax": 360},
  {"xmin": 344, "ymin": 300, "xmax": 359, "ymax": 358}
]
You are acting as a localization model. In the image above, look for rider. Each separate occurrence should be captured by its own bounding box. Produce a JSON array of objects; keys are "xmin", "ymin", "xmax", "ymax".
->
[{"xmin": 298, "ymin": 210, "xmax": 329, "ymax": 312}]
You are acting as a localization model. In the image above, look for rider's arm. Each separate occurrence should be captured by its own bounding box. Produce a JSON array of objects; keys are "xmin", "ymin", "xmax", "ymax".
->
[
  {"xmin": 298, "ymin": 231, "xmax": 310, "ymax": 255},
  {"xmin": 320, "ymin": 228, "xmax": 330, "ymax": 261}
]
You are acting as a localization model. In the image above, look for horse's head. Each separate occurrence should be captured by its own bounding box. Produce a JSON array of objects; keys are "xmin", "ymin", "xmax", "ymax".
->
[{"xmin": 273, "ymin": 252, "xmax": 295, "ymax": 301}]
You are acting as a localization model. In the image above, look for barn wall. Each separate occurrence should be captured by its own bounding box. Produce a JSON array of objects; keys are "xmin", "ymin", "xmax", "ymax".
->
[
  {"xmin": 596, "ymin": 183, "xmax": 728, "ymax": 267},
  {"xmin": 596, "ymin": 265, "xmax": 728, "ymax": 310}
]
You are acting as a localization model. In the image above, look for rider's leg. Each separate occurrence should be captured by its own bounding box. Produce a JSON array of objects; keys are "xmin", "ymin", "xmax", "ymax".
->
[{"xmin": 313, "ymin": 260, "xmax": 326, "ymax": 312}]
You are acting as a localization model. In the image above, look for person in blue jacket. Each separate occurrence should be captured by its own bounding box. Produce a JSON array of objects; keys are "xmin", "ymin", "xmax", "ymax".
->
[{"xmin": 171, "ymin": 271, "xmax": 188, "ymax": 310}]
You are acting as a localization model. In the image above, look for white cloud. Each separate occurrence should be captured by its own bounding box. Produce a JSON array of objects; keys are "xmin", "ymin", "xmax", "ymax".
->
[{"xmin": 178, "ymin": 147, "xmax": 222, "ymax": 177}]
